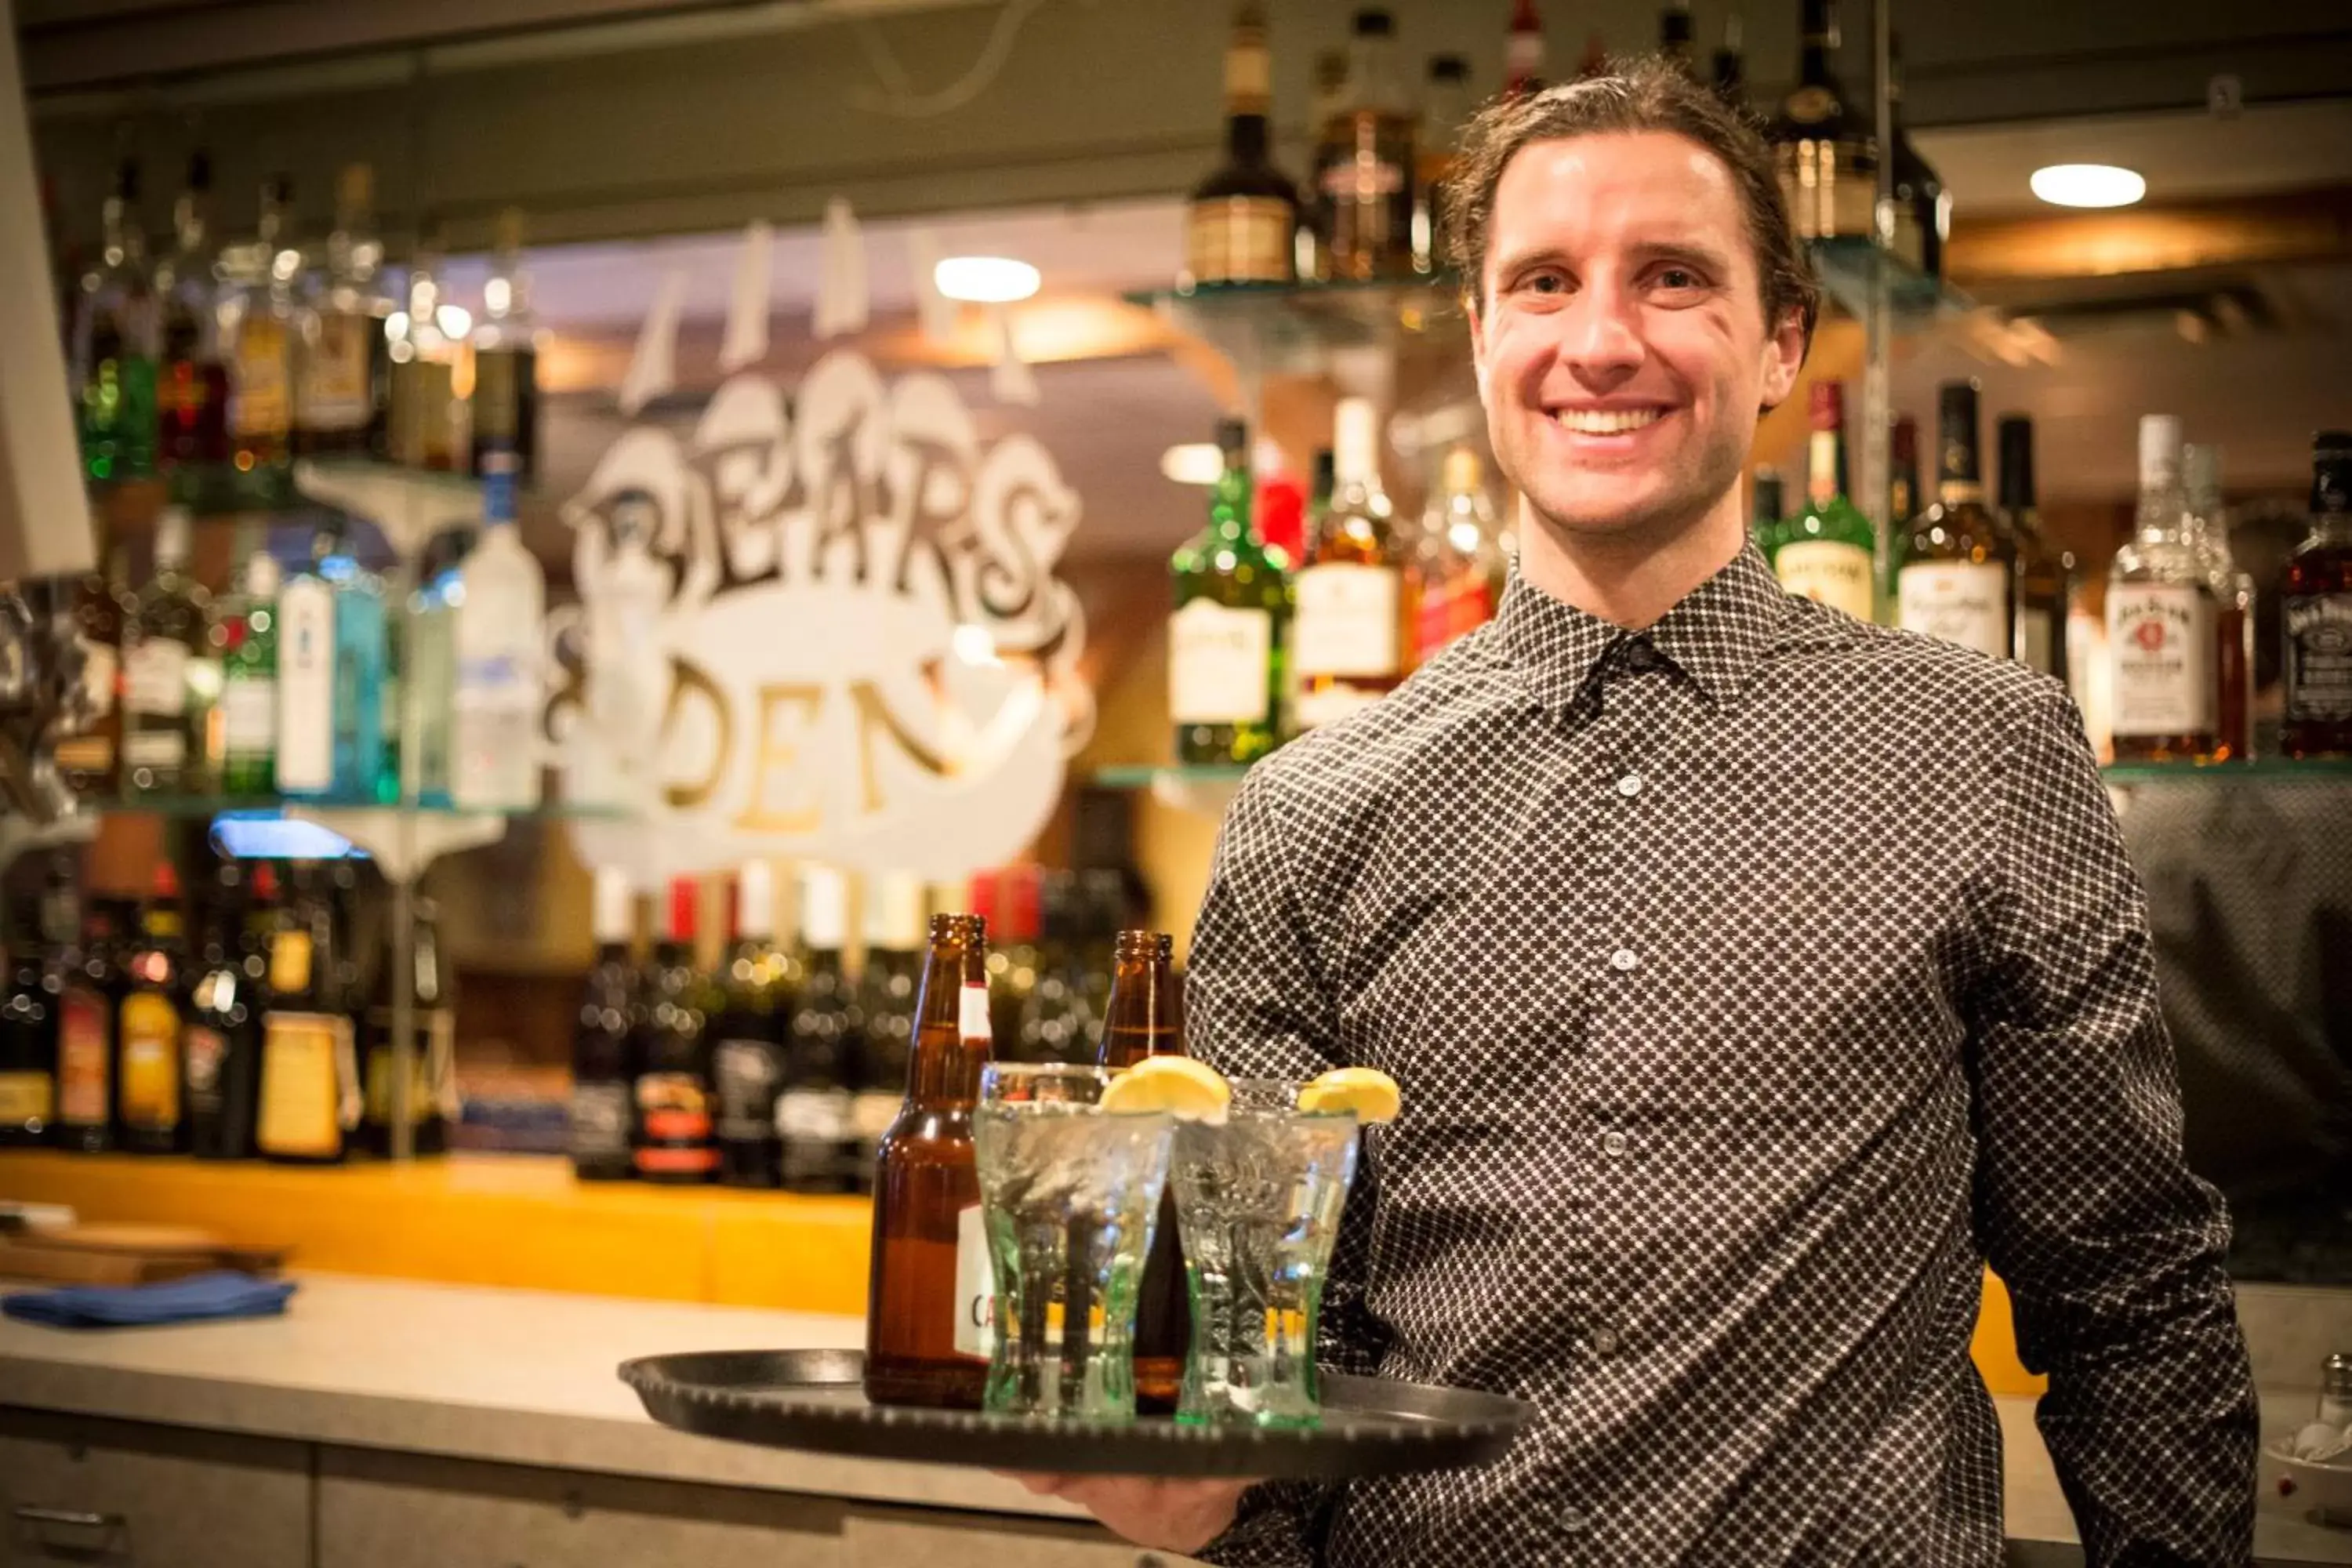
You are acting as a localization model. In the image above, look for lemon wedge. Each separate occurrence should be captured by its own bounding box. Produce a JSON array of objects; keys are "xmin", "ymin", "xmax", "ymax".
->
[
  {"xmin": 1297, "ymin": 1066, "xmax": 1402, "ymax": 1124},
  {"xmin": 1100, "ymin": 1055, "xmax": 1233, "ymax": 1121}
]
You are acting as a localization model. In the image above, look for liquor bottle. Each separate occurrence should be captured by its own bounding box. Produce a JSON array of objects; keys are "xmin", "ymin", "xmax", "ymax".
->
[
  {"xmin": 155, "ymin": 151, "xmax": 230, "ymax": 473},
  {"xmin": 322, "ymin": 523, "xmax": 387, "ymax": 800},
  {"xmin": 1886, "ymin": 36, "xmax": 1947, "ymax": 280},
  {"xmin": 1170, "ymin": 418, "xmax": 1290, "ymax": 767},
  {"xmin": 220, "ymin": 549, "xmax": 280, "ymax": 796},
  {"xmin": 256, "ymin": 866, "xmax": 361, "ymax": 1163},
  {"xmin": 863, "ymin": 912, "xmax": 994, "ymax": 1410},
  {"xmin": 1294, "ymin": 397, "xmax": 1403, "ymax": 728},
  {"xmin": 187, "ymin": 862, "xmax": 265, "ymax": 1160},
  {"xmin": 988, "ymin": 866, "xmax": 1044, "ymax": 1060},
  {"xmin": 452, "ymin": 453, "xmax": 546, "ymax": 811},
  {"xmin": 1096, "ymin": 929, "xmax": 1190, "ymax": 1413},
  {"xmin": 223, "ymin": 177, "xmax": 299, "ymax": 490},
  {"xmin": 274, "ymin": 524, "xmax": 340, "ymax": 797},
  {"xmin": 2107, "ymin": 416, "xmax": 2220, "ymax": 764},
  {"xmin": 1295, "ymin": 49, "xmax": 1350, "ymax": 281},
  {"xmin": 377, "ymin": 605, "xmax": 405, "ymax": 806},
  {"xmin": 1413, "ymin": 55, "xmax": 1472, "ymax": 276},
  {"xmin": 293, "ymin": 163, "xmax": 390, "ymax": 459},
  {"xmin": 570, "ymin": 869, "xmax": 641, "ymax": 1182},
  {"xmin": 53, "ymin": 871, "xmax": 116, "ymax": 1154},
  {"xmin": 1896, "ymin": 383, "xmax": 2013, "ymax": 659},
  {"xmin": 1889, "ymin": 414, "xmax": 1921, "ymax": 532},
  {"xmin": 1770, "ymin": 381, "xmax": 1876, "ymax": 622},
  {"xmin": 74, "ymin": 159, "xmax": 159, "ymax": 483},
  {"xmin": 1410, "ymin": 445, "xmax": 1509, "ymax": 664},
  {"xmin": 2183, "ymin": 445, "xmax": 2252, "ymax": 763},
  {"xmin": 633, "ymin": 877, "xmax": 720, "ymax": 1184},
  {"xmin": 1994, "ymin": 415, "xmax": 2073, "ymax": 687},
  {"xmin": 1659, "ymin": 0, "xmax": 1697, "ymax": 77},
  {"xmin": 122, "ymin": 506, "xmax": 224, "ymax": 798},
  {"xmin": 1751, "ymin": 466, "xmax": 1785, "ymax": 542},
  {"xmin": 1504, "ymin": 0, "xmax": 1545, "ymax": 96},
  {"xmin": 407, "ymin": 524, "xmax": 471, "ymax": 808},
  {"xmin": 779, "ymin": 866, "xmax": 860, "ymax": 1194},
  {"xmin": 1314, "ymin": 9, "xmax": 1417, "ymax": 283},
  {"xmin": 362, "ymin": 897, "xmax": 456, "ymax": 1158},
  {"xmin": 470, "ymin": 209, "xmax": 541, "ymax": 481},
  {"xmin": 1186, "ymin": 3, "xmax": 1301, "ymax": 289},
  {"xmin": 710, "ymin": 861, "xmax": 788, "ymax": 1188},
  {"xmin": 1711, "ymin": 10, "xmax": 1747, "ymax": 109},
  {"xmin": 56, "ymin": 542, "xmax": 130, "ymax": 797},
  {"xmin": 851, "ymin": 871, "xmax": 927, "ymax": 1189},
  {"xmin": 387, "ymin": 250, "xmax": 462, "ymax": 472},
  {"xmin": 2281, "ymin": 431, "xmax": 2352, "ymax": 760},
  {"xmin": 0, "ymin": 908, "xmax": 57, "ymax": 1147},
  {"xmin": 116, "ymin": 864, "xmax": 189, "ymax": 1155},
  {"xmin": 1770, "ymin": 0, "xmax": 1877, "ymax": 245},
  {"xmin": 1014, "ymin": 871, "xmax": 1092, "ymax": 1065}
]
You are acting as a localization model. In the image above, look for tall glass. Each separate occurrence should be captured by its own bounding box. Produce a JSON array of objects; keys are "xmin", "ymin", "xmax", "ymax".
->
[
  {"xmin": 1173, "ymin": 1080, "xmax": 1360, "ymax": 1428},
  {"xmin": 974, "ymin": 1063, "xmax": 1173, "ymax": 1421}
]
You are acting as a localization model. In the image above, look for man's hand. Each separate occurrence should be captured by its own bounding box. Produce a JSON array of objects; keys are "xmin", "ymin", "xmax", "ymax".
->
[{"xmin": 1005, "ymin": 1472, "xmax": 1252, "ymax": 1555}]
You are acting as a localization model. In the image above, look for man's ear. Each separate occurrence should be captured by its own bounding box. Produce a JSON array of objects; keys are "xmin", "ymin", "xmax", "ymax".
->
[{"xmin": 1758, "ymin": 309, "xmax": 1806, "ymax": 412}]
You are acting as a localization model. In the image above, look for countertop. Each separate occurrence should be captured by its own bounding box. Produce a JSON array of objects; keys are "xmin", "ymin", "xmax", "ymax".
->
[{"xmin": 0, "ymin": 1271, "xmax": 2347, "ymax": 1559}]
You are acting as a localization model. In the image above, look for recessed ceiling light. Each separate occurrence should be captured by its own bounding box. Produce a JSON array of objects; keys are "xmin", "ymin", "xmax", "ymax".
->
[
  {"xmin": 934, "ymin": 256, "xmax": 1041, "ymax": 303},
  {"xmin": 2029, "ymin": 163, "xmax": 2147, "ymax": 209}
]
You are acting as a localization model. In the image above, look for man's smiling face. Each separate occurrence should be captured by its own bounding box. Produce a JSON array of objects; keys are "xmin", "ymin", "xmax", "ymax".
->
[{"xmin": 1470, "ymin": 129, "xmax": 1804, "ymax": 546}]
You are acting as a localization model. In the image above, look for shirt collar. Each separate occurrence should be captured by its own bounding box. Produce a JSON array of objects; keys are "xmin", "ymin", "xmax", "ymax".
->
[{"xmin": 1490, "ymin": 543, "xmax": 1789, "ymax": 714}]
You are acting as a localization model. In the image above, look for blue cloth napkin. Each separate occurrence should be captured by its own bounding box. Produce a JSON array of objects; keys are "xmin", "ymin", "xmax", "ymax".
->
[{"xmin": 2, "ymin": 1271, "xmax": 297, "ymax": 1330}]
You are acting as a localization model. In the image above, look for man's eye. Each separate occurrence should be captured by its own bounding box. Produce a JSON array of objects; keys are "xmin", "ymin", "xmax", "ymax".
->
[
  {"xmin": 1524, "ymin": 272, "xmax": 1566, "ymax": 294},
  {"xmin": 1656, "ymin": 267, "xmax": 1703, "ymax": 290}
]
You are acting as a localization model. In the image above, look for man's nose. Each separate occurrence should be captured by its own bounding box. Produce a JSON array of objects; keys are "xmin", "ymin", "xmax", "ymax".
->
[{"xmin": 1560, "ymin": 281, "xmax": 1644, "ymax": 379}]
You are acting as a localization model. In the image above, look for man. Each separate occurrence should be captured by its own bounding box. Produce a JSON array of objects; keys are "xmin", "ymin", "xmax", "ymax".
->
[{"xmin": 1028, "ymin": 61, "xmax": 2258, "ymax": 1563}]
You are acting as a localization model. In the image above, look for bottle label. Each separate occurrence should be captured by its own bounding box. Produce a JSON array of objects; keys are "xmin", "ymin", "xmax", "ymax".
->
[
  {"xmin": 1897, "ymin": 561, "xmax": 2009, "ymax": 659},
  {"xmin": 122, "ymin": 727, "xmax": 188, "ymax": 769},
  {"xmin": 1410, "ymin": 572, "xmax": 1497, "ymax": 665},
  {"xmin": 2018, "ymin": 606, "xmax": 2060, "ymax": 677},
  {"xmin": 257, "ymin": 1011, "xmax": 355, "ymax": 1158},
  {"xmin": 58, "ymin": 991, "xmax": 109, "ymax": 1125},
  {"xmin": 223, "ymin": 675, "xmax": 278, "ymax": 760},
  {"xmin": 2107, "ymin": 584, "xmax": 2216, "ymax": 737},
  {"xmin": 232, "ymin": 317, "xmax": 292, "ymax": 437},
  {"xmin": 1776, "ymin": 540, "xmax": 1875, "ymax": 621},
  {"xmin": 713, "ymin": 1039, "xmax": 782, "ymax": 1139},
  {"xmin": 270, "ymin": 930, "xmax": 314, "ymax": 996},
  {"xmin": 1185, "ymin": 198, "xmax": 1294, "ymax": 286},
  {"xmin": 183, "ymin": 1024, "xmax": 227, "ymax": 1112},
  {"xmin": 297, "ymin": 313, "xmax": 375, "ymax": 429},
  {"xmin": 118, "ymin": 994, "xmax": 182, "ymax": 1131},
  {"xmin": 276, "ymin": 579, "xmax": 336, "ymax": 790},
  {"xmin": 1168, "ymin": 600, "xmax": 1273, "ymax": 725},
  {"xmin": 82, "ymin": 642, "xmax": 118, "ymax": 719},
  {"xmin": 952, "ymin": 1202, "xmax": 996, "ymax": 1360},
  {"xmin": 570, "ymin": 1081, "xmax": 633, "ymax": 1160},
  {"xmin": 960, "ymin": 982, "xmax": 992, "ymax": 1042},
  {"xmin": 0, "ymin": 1071, "xmax": 54, "ymax": 1126},
  {"xmin": 636, "ymin": 1073, "xmax": 717, "ymax": 1174},
  {"xmin": 123, "ymin": 637, "xmax": 189, "ymax": 717},
  {"xmin": 2285, "ymin": 594, "xmax": 2352, "ymax": 724},
  {"xmin": 1293, "ymin": 681, "xmax": 1384, "ymax": 729},
  {"xmin": 1294, "ymin": 563, "xmax": 1400, "ymax": 680}
]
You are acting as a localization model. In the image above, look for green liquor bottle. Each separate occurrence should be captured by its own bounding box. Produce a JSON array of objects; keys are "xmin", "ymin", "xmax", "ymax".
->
[
  {"xmin": 1769, "ymin": 380, "xmax": 1877, "ymax": 622},
  {"xmin": 1168, "ymin": 418, "xmax": 1290, "ymax": 764},
  {"xmin": 221, "ymin": 549, "xmax": 280, "ymax": 796}
]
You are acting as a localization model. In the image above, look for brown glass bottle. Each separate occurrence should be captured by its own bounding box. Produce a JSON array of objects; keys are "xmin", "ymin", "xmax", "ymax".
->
[
  {"xmin": 864, "ymin": 913, "xmax": 993, "ymax": 1409},
  {"xmin": 1095, "ymin": 930, "xmax": 1190, "ymax": 1414},
  {"xmin": 1895, "ymin": 382, "xmax": 2014, "ymax": 661},
  {"xmin": 2281, "ymin": 431, "xmax": 2352, "ymax": 759}
]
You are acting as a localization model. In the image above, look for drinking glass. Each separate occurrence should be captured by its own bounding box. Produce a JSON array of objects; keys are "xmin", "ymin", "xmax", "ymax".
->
[
  {"xmin": 1172, "ymin": 1079, "xmax": 1361, "ymax": 1428},
  {"xmin": 974, "ymin": 1062, "xmax": 1174, "ymax": 1421}
]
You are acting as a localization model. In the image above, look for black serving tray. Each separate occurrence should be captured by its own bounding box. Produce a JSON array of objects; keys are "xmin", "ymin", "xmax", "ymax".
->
[{"xmin": 619, "ymin": 1348, "xmax": 1533, "ymax": 1480}]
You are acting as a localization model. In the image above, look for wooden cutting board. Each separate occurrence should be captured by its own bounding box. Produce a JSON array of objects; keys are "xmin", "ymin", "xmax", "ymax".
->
[{"xmin": 0, "ymin": 1225, "xmax": 289, "ymax": 1287}]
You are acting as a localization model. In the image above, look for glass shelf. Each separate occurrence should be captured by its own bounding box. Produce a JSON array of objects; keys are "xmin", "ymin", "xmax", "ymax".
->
[
  {"xmin": 85, "ymin": 794, "xmax": 630, "ymax": 822},
  {"xmin": 1093, "ymin": 763, "xmax": 1253, "ymax": 817},
  {"xmin": 1805, "ymin": 237, "xmax": 1973, "ymax": 331},
  {"xmin": 1126, "ymin": 275, "xmax": 1465, "ymax": 379},
  {"xmin": 2100, "ymin": 757, "xmax": 2352, "ymax": 786}
]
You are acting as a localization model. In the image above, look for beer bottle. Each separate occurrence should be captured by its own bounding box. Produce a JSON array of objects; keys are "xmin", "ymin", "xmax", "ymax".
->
[
  {"xmin": 1096, "ymin": 930, "xmax": 1189, "ymax": 1413},
  {"xmin": 863, "ymin": 913, "xmax": 993, "ymax": 1409}
]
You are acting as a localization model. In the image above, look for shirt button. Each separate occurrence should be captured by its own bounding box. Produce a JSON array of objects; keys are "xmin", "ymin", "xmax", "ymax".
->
[
  {"xmin": 1600, "ymin": 1131, "xmax": 1629, "ymax": 1157},
  {"xmin": 1609, "ymin": 948, "xmax": 1639, "ymax": 972},
  {"xmin": 1590, "ymin": 1327, "xmax": 1621, "ymax": 1356},
  {"xmin": 1559, "ymin": 1508, "xmax": 1588, "ymax": 1533},
  {"xmin": 1615, "ymin": 774, "xmax": 1642, "ymax": 798}
]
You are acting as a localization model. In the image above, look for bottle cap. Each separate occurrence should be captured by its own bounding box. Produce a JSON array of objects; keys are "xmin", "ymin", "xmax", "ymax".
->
[
  {"xmin": 863, "ymin": 870, "xmax": 929, "ymax": 949},
  {"xmin": 666, "ymin": 876, "xmax": 698, "ymax": 943},
  {"xmin": 2137, "ymin": 414, "xmax": 2183, "ymax": 488},
  {"xmin": 591, "ymin": 869, "xmax": 630, "ymax": 943},
  {"xmin": 800, "ymin": 864, "xmax": 848, "ymax": 950},
  {"xmin": 736, "ymin": 860, "xmax": 774, "ymax": 942}
]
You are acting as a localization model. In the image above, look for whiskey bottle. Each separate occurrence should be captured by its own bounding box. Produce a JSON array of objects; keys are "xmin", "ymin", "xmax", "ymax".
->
[
  {"xmin": 122, "ymin": 506, "xmax": 225, "ymax": 798},
  {"xmin": 1896, "ymin": 382, "xmax": 2013, "ymax": 659},
  {"xmin": 470, "ymin": 210, "xmax": 541, "ymax": 481},
  {"xmin": 293, "ymin": 164, "xmax": 390, "ymax": 459},
  {"xmin": 1995, "ymin": 414, "xmax": 2073, "ymax": 685},
  {"xmin": 2183, "ymin": 444, "xmax": 2252, "ymax": 762},
  {"xmin": 1170, "ymin": 418, "xmax": 1290, "ymax": 765},
  {"xmin": 256, "ymin": 865, "xmax": 362, "ymax": 1163},
  {"xmin": 74, "ymin": 159, "xmax": 159, "ymax": 483},
  {"xmin": 52, "ymin": 871, "xmax": 116, "ymax": 1155},
  {"xmin": 0, "ymin": 904, "xmax": 56, "ymax": 1148},
  {"xmin": 1294, "ymin": 397, "xmax": 1404, "ymax": 728},
  {"xmin": 864, "ymin": 913, "xmax": 994, "ymax": 1410},
  {"xmin": 155, "ymin": 151, "xmax": 230, "ymax": 472},
  {"xmin": 1409, "ymin": 445, "xmax": 1509, "ymax": 663},
  {"xmin": 116, "ymin": 864, "xmax": 189, "ymax": 1155},
  {"xmin": 1889, "ymin": 413, "xmax": 1921, "ymax": 532},
  {"xmin": 1314, "ymin": 9, "xmax": 1417, "ymax": 283},
  {"xmin": 387, "ymin": 249, "xmax": 463, "ymax": 472},
  {"xmin": 1750, "ymin": 466, "xmax": 1785, "ymax": 542},
  {"xmin": 1413, "ymin": 55, "xmax": 1472, "ymax": 276},
  {"xmin": 2107, "ymin": 416, "xmax": 2219, "ymax": 764},
  {"xmin": 223, "ymin": 177, "xmax": 299, "ymax": 491},
  {"xmin": 1186, "ymin": 2, "xmax": 1301, "ymax": 289},
  {"xmin": 1770, "ymin": 380, "xmax": 1876, "ymax": 622},
  {"xmin": 1770, "ymin": 0, "xmax": 1877, "ymax": 245},
  {"xmin": 1886, "ymin": 36, "xmax": 1947, "ymax": 279},
  {"xmin": 2281, "ymin": 430, "xmax": 2352, "ymax": 760}
]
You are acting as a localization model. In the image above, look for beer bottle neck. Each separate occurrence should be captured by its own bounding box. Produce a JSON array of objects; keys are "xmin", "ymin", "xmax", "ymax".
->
[
  {"xmin": 1098, "ymin": 956, "xmax": 1182, "ymax": 1069},
  {"xmin": 908, "ymin": 942, "xmax": 989, "ymax": 1107}
]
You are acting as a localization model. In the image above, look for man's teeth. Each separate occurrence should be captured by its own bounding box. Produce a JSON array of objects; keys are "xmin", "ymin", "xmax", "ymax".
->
[{"xmin": 1554, "ymin": 408, "xmax": 1664, "ymax": 434}]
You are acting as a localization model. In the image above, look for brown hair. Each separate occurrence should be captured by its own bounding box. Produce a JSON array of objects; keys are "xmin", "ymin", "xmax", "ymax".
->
[{"xmin": 1446, "ymin": 55, "xmax": 1821, "ymax": 354}]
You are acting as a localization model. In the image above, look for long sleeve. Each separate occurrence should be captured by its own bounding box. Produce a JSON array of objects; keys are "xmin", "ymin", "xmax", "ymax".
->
[
  {"xmin": 1183, "ymin": 766, "xmax": 1385, "ymax": 1568},
  {"xmin": 1967, "ymin": 684, "xmax": 2260, "ymax": 1565}
]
